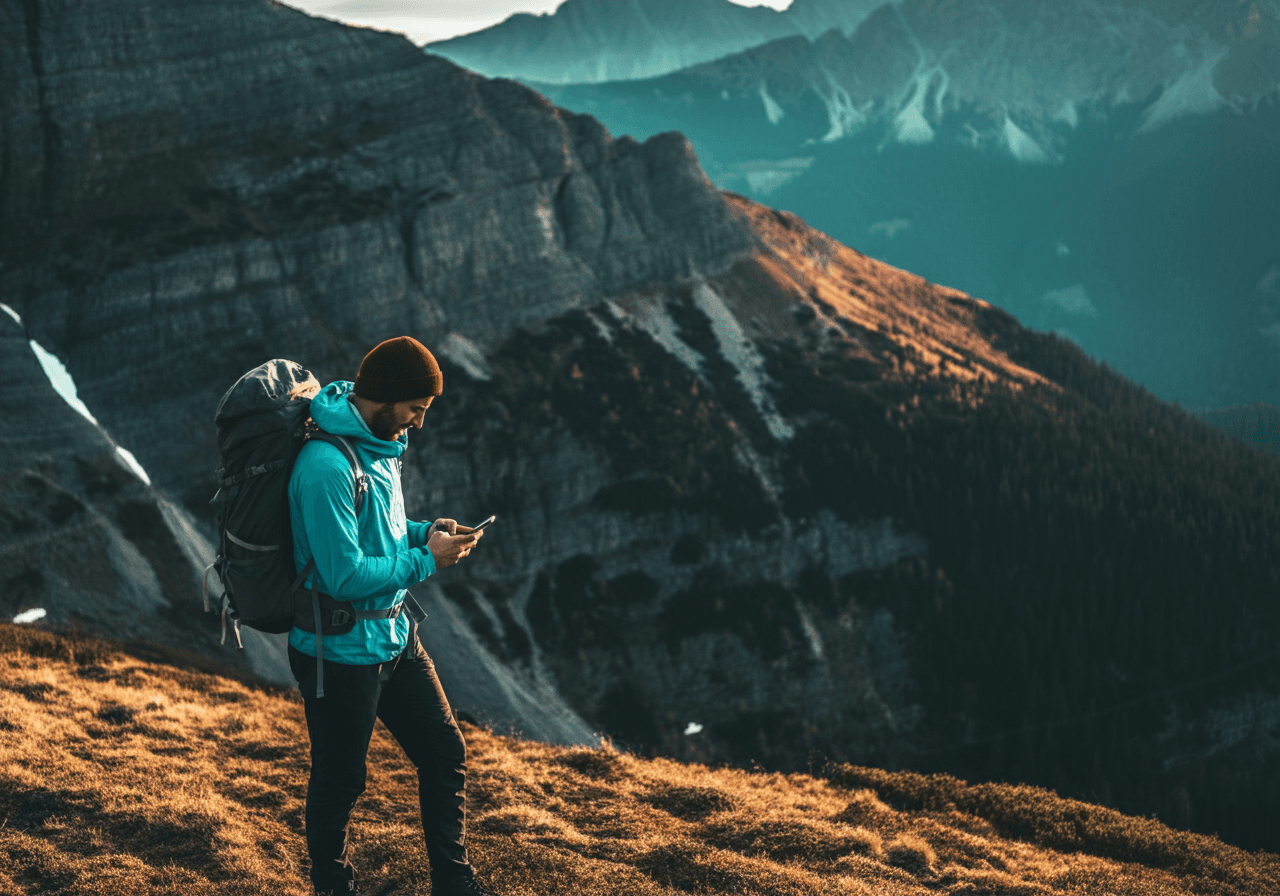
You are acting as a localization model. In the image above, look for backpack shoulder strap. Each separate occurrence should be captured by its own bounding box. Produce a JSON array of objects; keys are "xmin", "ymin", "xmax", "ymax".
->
[{"xmin": 306, "ymin": 430, "xmax": 368, "ymax": 515}]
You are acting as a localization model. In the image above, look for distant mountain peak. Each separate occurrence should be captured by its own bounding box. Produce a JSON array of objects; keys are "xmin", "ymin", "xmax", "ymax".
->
[{"xmin": 426, "ymin": 0, "xmax": 890, "ymax": 84}]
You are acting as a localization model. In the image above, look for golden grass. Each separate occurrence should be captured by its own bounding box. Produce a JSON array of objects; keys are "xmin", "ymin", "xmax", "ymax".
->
[{"xmin": 1, "ymin": 623, "xmax": 1276, "ymax": 895}]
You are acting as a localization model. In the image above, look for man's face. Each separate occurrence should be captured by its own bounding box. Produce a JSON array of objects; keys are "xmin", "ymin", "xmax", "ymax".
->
[{"xmin": 368, "ymin": 396, "xmax": 434, "ymax": 441}]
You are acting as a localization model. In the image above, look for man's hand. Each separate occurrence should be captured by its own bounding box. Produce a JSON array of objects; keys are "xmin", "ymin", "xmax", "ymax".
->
[{"xmin": 427, "ymin": 527, "xmax": 481, "ymax": 569}]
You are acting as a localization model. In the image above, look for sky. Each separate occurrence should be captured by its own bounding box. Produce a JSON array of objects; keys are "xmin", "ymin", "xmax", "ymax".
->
[{"xmin": 284, "ymin": 0, "xmax": 792, "ymax": 45}]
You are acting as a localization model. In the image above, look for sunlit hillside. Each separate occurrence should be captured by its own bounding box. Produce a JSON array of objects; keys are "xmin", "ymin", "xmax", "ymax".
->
[{"xmin": 1, "ymin": 623, "xmax": 1276, "ymax": 896}]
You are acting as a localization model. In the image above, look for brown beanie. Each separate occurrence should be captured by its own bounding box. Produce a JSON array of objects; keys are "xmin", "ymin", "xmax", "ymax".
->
[{"xmin": 353, "ymin": 336, "xmax": 443, "ymax": 402}]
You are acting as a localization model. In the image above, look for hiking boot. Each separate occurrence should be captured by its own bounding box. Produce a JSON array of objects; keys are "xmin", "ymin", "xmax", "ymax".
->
[{"xmin": 432, "ymin": 873, "xmax": 498, "ymax": 896}]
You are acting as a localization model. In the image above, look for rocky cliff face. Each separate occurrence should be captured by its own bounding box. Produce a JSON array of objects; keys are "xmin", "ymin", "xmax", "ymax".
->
[
  {"xmin": 0, "ymin": 306, "xmax": 287, "ymax": 680},
  {"xmin": 1, "ymin": 0, "xmax": 752, "ymax": 513},
  {"xmin": 5, "ymin": 0, "xmax": 1280, "ymax": 851}
]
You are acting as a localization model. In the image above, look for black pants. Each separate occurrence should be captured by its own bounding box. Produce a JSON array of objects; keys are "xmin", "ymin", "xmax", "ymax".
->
[{"xmin": 289, "ymin": 624, "xmax": 472, "ymax": 892}]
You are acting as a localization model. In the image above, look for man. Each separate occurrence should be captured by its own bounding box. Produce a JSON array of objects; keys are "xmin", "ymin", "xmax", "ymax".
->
[{"xmin": 288, "ymin": 335, "xmax": 496, "ymax": 896}]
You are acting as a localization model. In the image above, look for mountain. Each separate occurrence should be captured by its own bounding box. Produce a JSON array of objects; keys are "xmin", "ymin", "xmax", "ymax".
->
[
  {"xmin": 537, "ymin": 0, "xmax": 1280, "ymax": 410},
  {"xmin": 4, "ymin": 623, "xmax": 1279, "ymax": 896},
  {"xmin": 5, "ymin": 0, "xmax": 1280, "ymax": 854},
  {"xmin": 424, "ymin": 0, "xmax": 888, "ymax": 84},
  {"xmin": 0, "ymin": 264, "xmax": 594, "ymax": 747}
]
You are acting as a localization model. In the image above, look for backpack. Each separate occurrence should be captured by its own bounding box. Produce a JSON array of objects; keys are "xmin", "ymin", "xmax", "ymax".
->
[{"xmin": 206, "ymin": 359, "xmax": 368, "ymax": 645}]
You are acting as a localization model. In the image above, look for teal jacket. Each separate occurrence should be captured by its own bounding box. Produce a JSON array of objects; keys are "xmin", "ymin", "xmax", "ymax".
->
[{"xmin": 288, "ymin": 380, "xmax": 435, "ymax": 664}]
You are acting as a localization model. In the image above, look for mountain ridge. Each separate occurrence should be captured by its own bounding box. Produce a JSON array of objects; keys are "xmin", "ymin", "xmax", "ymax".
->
[
  {"xmin": 535, "ymin": 0, "xmax": 1280, "ymax": 410},
  {"xmin": 425, "ymin": 0, "xmax": 888, "ymax": 84}
]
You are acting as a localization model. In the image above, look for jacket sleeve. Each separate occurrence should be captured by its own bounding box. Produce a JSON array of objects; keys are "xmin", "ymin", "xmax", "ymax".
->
[
  {"xmin": 295, "ymin": 447, "xmax": 435, "ymax": 600},
  {"xmin": 407, "ymin": 518, "xmax": 433, "ymax": 548}
]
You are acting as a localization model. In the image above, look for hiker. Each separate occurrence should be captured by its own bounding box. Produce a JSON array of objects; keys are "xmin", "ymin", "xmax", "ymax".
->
[{"xmin": 287, "ymin": 336, "xmax": 496, "ymax": 896}]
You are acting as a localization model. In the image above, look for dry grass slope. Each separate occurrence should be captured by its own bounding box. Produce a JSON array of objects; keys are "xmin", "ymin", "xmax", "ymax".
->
[{"xmin": 0, "ymin": 624, "xmax": 1276, "ymax": 896}]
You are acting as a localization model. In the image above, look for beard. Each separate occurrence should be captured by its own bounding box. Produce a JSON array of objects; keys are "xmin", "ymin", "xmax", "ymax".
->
[{"xmin": 368, "ymin": 402, "xmax": 403, "ymax": 441}]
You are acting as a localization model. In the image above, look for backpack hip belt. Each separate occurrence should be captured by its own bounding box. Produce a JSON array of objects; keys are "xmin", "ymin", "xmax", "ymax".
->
[
  {"xmin": 290, "ymin": 557, "xmax": 407, "ymax": 634},
  {"xmin": 290, "ymin": 557, "xmax": 408, "ymax": 700}
]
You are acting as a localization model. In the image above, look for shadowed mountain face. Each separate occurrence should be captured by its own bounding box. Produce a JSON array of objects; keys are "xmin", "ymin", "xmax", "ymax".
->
[
  {"xmin": 4, "ymin": 0, "xmax": 1280, "ymax": 853},
  {"xmin": 0, "ymin": 0, "xmax": 751, "ymax": 515},
  {"xmin": 425, "ymin": 0, "xmax": 888, "ymax": 84},
  {"xmin": 0, "ymin": 309, "xmax": 279, "ymax": 681},
  {"xmin": 538, "ymin": 0, "xmax": 1280, "ymax": 411}
]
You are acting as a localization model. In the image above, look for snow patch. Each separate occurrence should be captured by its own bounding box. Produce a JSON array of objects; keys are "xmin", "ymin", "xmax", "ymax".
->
[
  {"xmin": 1054, "ymin": 100, "xmax": 1080, "ymax": 128},
  {"xmin": 437, "ymin": 332, "xmax": 493, "ymax": 381},
  {"xmin": 1138, "ymin": 51, "xmax": 1228, "ymax": 134},
  {"xmin": 795, "ymin": 599, "xmax": 826, "ymax": 662},
  {"xmin": 758, "ymin": 84, "xmax": 785, "ymax": 124},
  {"xmin": 585, "ymin": 310, "xmax": 614, "ymax": 345},
  {"xmin": 0, "ymin": 303, "xmax": 21, "ymax": 324},
  {"xmin": 684, "ymin": 722, "xmax": 704, "ymax": 735},
  {"xmin": 691, "ymin": 280, "xmax": 793, "ymax": 441},
  {"xmin": 30, "ymin": 340, "xmax": 98, "ymax": 425},
  {"xmin": 116, "ymin": 447, "xmax": 152, "ymax": 485},
  {"xmin": 733, "ymin": 438, "xmax": 783, "ymax": 504},
  {"xmin": 631, "ymin": 299, "xmax": 705, "ymax": 375},
  {"xmin": 738, "ymin": 157, "xmax": 814, "ymax": 196},
  {"xmin": 1043, "ymin": 284, "xmax": 1097, "ymax": 317},
  {"xmin": 813, "ymin": 73, "xmax": 865, "ymax": 143},
  {"xmin": 534, "ymin": 199, "xmax": 557, "ymax": 247},
  {"xmin": 893, "ymin": 74, "xmax": 935, "ymax": 145},
  {"xmin": 930, "ymin": 67, "xmax": 950, "ymax": 121},
  {"xmin": 870, "ymin": 219, "xmax": 911, "ymax": 239},
  {"xmin": 1002, "ymin": 117, "xmax": 1050, "ymax": 163},
  {"xmin": 13, "ymin": 608, "xmax": 46, "ymax": 624}
]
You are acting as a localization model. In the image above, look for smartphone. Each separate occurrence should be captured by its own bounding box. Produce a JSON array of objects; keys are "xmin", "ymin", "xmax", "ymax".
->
[{"xmin": 468, "ymin": 515, "xmax": 496, "ymax": 534}]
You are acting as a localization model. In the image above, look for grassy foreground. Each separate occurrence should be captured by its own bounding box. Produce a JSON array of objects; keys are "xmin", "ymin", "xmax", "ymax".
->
[{"xmin": 0, "ymin": 624, "xmax": 1276, "ymax": 896}]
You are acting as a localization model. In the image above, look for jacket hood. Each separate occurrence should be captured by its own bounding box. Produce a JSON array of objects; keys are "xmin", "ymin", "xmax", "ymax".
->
[{"xmin": 309, "ymin": 380, "xmax": 407, "ymax": 459}]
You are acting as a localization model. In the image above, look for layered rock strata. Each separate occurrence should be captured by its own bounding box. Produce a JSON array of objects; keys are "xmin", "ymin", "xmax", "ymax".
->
[{"xmin": 2, "ymin": 0, "xmax": 752, "ymax": 513}]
